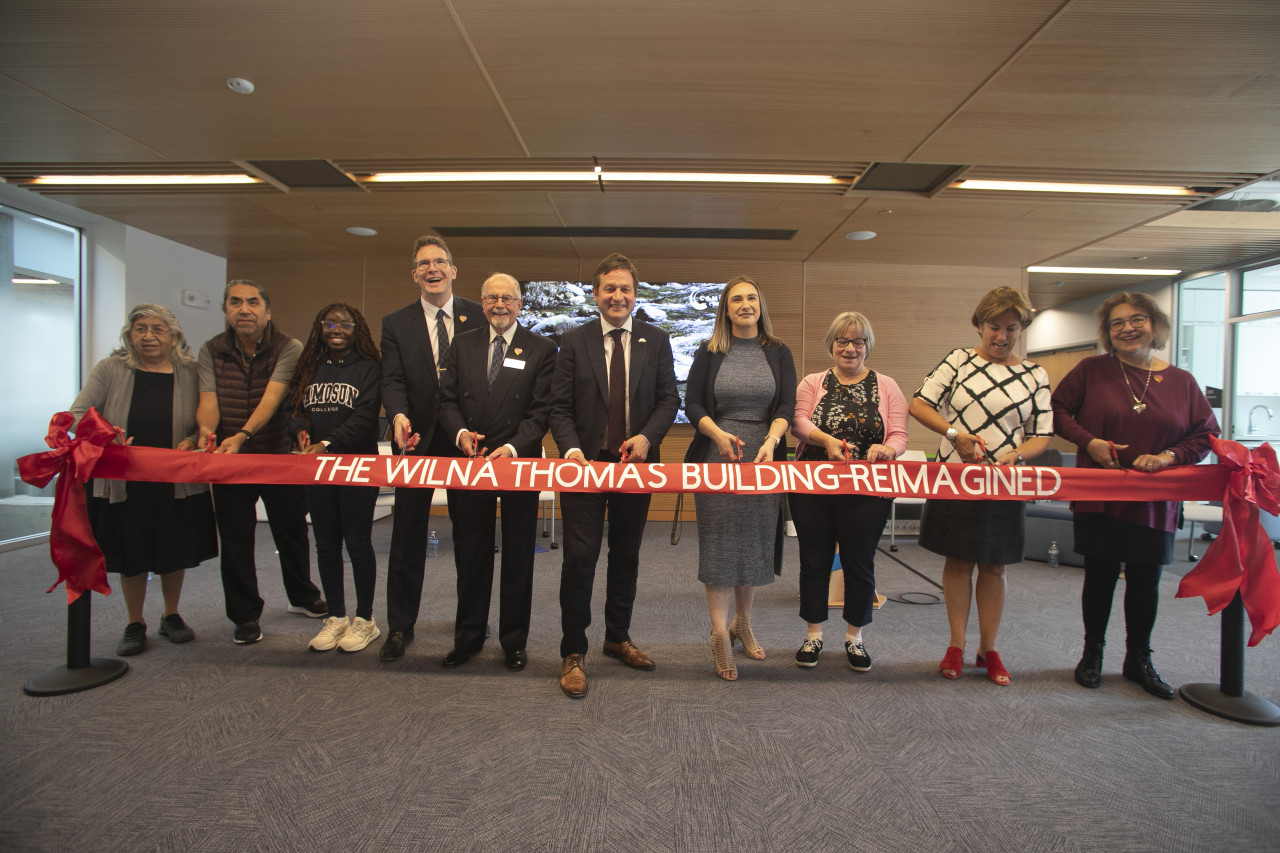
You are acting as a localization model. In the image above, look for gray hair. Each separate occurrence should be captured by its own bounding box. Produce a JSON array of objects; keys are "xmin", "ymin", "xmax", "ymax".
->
[
  {"xmin": 824, "ymin": 311, "xmax": 875, "ymax": 356},
  {"xmin": 114, "ymin": 303, "xmax": 195, "ymax": 367}
]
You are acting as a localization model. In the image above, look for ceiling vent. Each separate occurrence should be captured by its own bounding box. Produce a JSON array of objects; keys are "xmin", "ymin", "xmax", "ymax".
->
[
  {"xmin": 243, "ymin": 160, "xmax": 361, "ymax": 190},
  {"xmin": 850, "ymin": 162, "xmax": 968, "ymax": 194}
]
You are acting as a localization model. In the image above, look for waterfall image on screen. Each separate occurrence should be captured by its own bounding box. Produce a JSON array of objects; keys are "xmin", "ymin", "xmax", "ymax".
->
[{"xmin": 521, "ymin": 280, "xmax": 726, "ymax": 423}]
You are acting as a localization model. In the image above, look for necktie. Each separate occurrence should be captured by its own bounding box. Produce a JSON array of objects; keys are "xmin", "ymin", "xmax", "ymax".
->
[
  {"xmin": 435, "ymin": 310, "xmax": 450, "ymax": 367},
  {"xmin": 489, "ymin": 336, "xmax": 505, "ymax": 387},
  {"xmin": 607, "ymin": 328, "xmax": 627, "ymax": 453}
]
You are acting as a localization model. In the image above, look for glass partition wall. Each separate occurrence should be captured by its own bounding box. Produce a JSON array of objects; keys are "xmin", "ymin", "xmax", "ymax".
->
[
  {"xmin": 1177, "ymin": 256, "xmax": 1280, "ymax": 449},
  {"xmin": 0, "ymin": 204, "xmax": 81, "ymax": 548}
]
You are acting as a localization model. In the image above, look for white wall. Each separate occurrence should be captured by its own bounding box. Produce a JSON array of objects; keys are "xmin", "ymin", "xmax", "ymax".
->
[{"xmin": 123, "ymin": 226, "xmax": 226, "ymax": 356}]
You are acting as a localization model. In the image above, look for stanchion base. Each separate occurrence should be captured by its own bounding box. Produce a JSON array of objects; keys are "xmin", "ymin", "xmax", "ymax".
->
[
  {"xmin": 1180, "ymin": 682, "xmax": 1280, "ymax": 727},
  {"xmin": 23, "ymin": 658, "xmax": 129, "ymax": 697}
]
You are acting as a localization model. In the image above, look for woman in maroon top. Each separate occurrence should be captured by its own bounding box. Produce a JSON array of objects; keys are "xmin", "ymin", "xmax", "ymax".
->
[{"xmin": 1051, "ymin": 292, "xmax": 1218, "ymax": 699}]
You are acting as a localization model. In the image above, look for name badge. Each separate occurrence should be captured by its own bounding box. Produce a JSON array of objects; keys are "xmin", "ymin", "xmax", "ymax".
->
[{"xmin": 503, "ymin": 358, "xmax": 526, "ymax": 370}]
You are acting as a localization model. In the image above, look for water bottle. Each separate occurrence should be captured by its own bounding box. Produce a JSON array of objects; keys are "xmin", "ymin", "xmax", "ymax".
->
[
  {"xmin": 428, "ymin": 530, "xmax": 439, "ymax": 558},
  {"xmin": 1047, "ymin": 540, "xmax": 1060, "ymax": 569}
]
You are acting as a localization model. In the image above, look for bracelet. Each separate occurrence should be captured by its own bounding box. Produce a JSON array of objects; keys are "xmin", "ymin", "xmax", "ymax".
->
[
  {"xmin": 1015, "ymin": 452, "xmax": 1024, "ymax": 465},
  {"xmin": 767, "ymin": 435, "xmax": 780, "ymax": 444},
  {"xmin": 236, "ymin": 428, "xmax": 253, "ymax": 439}
]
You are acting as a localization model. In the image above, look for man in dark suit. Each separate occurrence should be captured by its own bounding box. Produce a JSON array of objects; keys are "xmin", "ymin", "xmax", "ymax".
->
[
  {"xmin": 550, "ymin": 253, "xmax": 680, "ymax": 698},
  {"xmin": 378, "ymin": 235, "xmax": 484, "ymax": 662},
  {"xmin": 437, "ymin": 273, "xmax": 556, "ymax": 672}
]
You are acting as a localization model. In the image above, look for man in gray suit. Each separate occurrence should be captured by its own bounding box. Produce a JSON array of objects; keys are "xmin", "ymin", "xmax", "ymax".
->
[{"xmin": 549, "ymin": 253, "xmax": 680, "ymax": 698}]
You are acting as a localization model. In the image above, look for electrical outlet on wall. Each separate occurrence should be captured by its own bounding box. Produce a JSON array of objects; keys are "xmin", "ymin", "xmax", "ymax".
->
[{"xmin": 181, "ymin": 290, "xmax": 212, "ymax": 310}]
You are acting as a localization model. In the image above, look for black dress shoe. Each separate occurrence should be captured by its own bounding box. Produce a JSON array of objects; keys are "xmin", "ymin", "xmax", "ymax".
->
[
  {"xmin": 1074, "ymin": 639, "xmax": 1104, "ymax": 689},
  {"xmin": 504, "ymin": 649, "xmax": 527, "ymax": 671},
  {"xmin": 442, "ymin": 648, "xmax": 473, "ymax": 668},
  {"xmin": 379, "ymin": 630, "xmax": 413, "ymax": 662},
  {"xmin": 1123, "ymin": 648, "xmax": 1175, "ymax": 700}
]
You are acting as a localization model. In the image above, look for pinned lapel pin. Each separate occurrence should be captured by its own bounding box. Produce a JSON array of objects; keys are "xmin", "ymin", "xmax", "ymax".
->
[
  {"xmin": 514, "ymin": 347, "xmax": 523, "ymax": 356},
  {"xmin": 458, "ymin": 314, "xmax": 468, "ymax": 324},
  {"xmin": 637, "ymin": 338, "xmax": 646, "ymax": 343}
]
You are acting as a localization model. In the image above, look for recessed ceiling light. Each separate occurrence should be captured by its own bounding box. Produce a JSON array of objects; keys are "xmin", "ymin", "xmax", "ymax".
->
[
  {"xmin": 845, "ymin": 230, "xmax": 877, "ymax": 240},
  {"xmin": 32, "ymin": 174, "xmax": 259, "ymax": 186},
  {"xmin": 956, "ymin": 180, "xmax": 1193, "ymax": 196},
  {"xmin": 366, "ymin": 170, "xmax": 844, "ymax": 186},
  {"xmin": 1028, "ymin": 266, "xmax": 1181, "ymax": 276},
  {"xmin": 346, "ymin": 227, "xmax": 377, "ymax": 237},
  {"xmin": 227, "ymin": 77, "xmax": 255, "ymax": 95}
]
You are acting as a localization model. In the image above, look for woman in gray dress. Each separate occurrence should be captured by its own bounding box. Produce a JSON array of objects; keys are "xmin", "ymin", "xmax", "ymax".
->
[{"xmin": 684, "ymin": 276, "xmax": 796, "ymax": 680}]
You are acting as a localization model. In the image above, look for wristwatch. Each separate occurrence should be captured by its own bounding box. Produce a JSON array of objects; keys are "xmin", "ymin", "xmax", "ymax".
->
[
  {"xmin": 236, "ymin": 428, "xmax": 253, "ymax": 439},
  {"xmin": 945, "ymin": 427, "xmax": 958, "ymax": 442}
]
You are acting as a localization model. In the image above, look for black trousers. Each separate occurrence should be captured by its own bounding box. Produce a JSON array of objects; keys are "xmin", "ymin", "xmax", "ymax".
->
[
  {"xmin": 305, "ymin": 483, "xmax": 378, "ymax": 620},
  {"xmin": 790, "ymin": 493, "xmax": 892, "ymax": 629},
  {"xmin": 1082, "ymin": 557, "xmax": 1163, "ymax": 651},
  {"xmin": 212, "ymin": 482, "xmax": 318, "ymax": 625},
  {"xmin": 385, "ymin": 428, "xmax": 460, "ymax": 633},
  {"xmin": 451, "ymin": 488, "xmax": 539, "ymax": 653},
  {"xmin": 558, "ymin": 488, "xmax": 651, "ymax": 657}
]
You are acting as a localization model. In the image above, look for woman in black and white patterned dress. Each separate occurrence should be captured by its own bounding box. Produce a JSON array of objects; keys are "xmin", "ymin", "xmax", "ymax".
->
[{"xmin": 909, "ymin": 287, "xmax": 1052, "ymax": 687}]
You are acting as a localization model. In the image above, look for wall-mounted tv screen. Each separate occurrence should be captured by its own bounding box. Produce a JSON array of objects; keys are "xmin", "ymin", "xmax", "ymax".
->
[{"xmin": 521, "ymin": 280, "xmax": 727, "ymax": 424}]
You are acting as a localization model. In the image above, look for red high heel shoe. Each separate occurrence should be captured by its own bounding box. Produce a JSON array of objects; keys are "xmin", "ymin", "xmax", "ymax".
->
[
  {"xmin": 975, "ymin": 650, "xmax": 1011, "ymax": 686},
  {"xmin": 940, "ymin": 646, "xmax": 963, "ymax": 679}
]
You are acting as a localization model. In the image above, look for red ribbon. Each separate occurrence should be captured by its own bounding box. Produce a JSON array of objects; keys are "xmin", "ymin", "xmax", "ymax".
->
[
  {"xmin": 1176, "ymin": 437, "xmax": 1280, "ymax": 646},
  {"xmin": 16, "ymin": 409, "xmax": 118, "ymax": 603}
]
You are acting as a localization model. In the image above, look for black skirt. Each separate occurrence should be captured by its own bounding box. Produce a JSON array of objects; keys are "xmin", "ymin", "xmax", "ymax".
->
[
  {"xmin": 86, "ymin": 484, "xmax": 217, "ymax": 577},
  {"xmin": 919, "ymin": 498, "xmax": 1026, "ymax": 565},
  {"xmin": 1073, "ymin": 512, "xmax": 1174, "ymax": 565}
]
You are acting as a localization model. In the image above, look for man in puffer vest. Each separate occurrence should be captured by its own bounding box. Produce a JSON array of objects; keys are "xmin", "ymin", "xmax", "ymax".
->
[{"xmin": 197, "ymin": 279, "xmax": 325, "ymax": 644}]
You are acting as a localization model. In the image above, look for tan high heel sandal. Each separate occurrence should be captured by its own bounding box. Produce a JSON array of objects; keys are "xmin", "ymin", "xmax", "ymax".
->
[
  {"xmin": 729, "ymin": 615, "xmax": 765, "ymax": 660},
  {"xmin": 710, "ymin": 630, "xmax": 737, "ymax": 681}
]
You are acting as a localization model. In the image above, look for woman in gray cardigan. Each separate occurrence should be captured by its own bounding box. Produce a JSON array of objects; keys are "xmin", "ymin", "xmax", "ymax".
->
[{"xmin": 70, "ymin": 304, "xmax": 216, "ymax": 656}]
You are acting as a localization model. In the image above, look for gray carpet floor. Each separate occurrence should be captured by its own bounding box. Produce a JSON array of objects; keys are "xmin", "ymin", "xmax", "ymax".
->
[{"xmin": 1, "ymin": 515, "xmax": 1278, "ymax": 852}]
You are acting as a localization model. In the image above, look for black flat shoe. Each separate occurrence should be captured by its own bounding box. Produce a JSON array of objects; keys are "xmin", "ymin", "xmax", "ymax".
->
[
  {"xmin": 1123, "ymin": 648, "xmax": 1175, "ymax": 700},
  {"xmin": 442, "ymin": 648, "xmax": 473, "ymax": 668},
  {"xmin": 379, "ymin": 630, "xmax": 413, "ymax": 662},
  {"xmin": 504, "ymin": 649, "xmax": 527, "ymax": 671}
]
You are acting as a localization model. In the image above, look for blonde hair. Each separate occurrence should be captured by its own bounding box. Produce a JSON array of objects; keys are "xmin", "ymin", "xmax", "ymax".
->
[{"xmin": 971, "ymin": 286, "xmax": 1034, "ymax": 328}]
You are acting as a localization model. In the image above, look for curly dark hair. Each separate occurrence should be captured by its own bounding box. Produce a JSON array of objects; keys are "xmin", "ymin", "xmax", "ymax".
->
[{"xmin": 290, "ymin": 302, "xmax": 381, "ymax": 415}]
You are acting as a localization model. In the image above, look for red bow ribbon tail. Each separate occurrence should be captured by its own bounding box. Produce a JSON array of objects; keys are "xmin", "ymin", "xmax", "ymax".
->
[
  {"xmin": 16, "ymin": 409, "xmax": 117, "ymax": 604},
  {"xmin": 1177, "ymin": 439, "xmax": 1280, "ymax": 646}
]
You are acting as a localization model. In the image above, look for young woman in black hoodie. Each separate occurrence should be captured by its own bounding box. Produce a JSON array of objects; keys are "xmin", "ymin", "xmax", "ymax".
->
[{"xmin": 289, "ymin": 302, "xmax": 383, "ymax": 653}]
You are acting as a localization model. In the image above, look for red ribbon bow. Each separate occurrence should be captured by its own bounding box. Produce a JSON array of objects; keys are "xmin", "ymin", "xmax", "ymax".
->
[
  {"xmin": 1176, "ymin": 437, "xmax": 1280, "ymax": 646},
  {"xmin": 16, "ymin": 409, "xmax": 116, "ymax": 603}
]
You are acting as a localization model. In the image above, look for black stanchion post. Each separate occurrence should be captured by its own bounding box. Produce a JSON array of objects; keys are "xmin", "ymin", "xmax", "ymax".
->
[
  {"xmin": 23, "ymin": 592, "xmax": 129, "ymax": 697},
  {"xmin": 1179, "ymin": 592, "xmax": 1280, "ymax": 726}
]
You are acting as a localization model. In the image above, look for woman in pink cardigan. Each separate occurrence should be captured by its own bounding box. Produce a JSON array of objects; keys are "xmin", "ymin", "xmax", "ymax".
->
[{"xmin": 789, "ymin": 311, "xmax": 909, "ymax": 671}]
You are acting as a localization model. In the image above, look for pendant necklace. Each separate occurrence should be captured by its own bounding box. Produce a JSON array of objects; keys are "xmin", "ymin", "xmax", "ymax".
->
[{"xmin": 1118, "ymin": 354, "xmax": 1154, "ymax": 413}]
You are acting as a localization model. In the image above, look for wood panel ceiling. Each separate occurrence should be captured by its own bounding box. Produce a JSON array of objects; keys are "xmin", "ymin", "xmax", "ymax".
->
[{"xmin": 2, "ymin": 0, "xmax": 1278, "ymax": 309}]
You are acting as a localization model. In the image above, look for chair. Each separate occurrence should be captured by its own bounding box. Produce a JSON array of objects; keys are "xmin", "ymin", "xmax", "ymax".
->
[
  {"xmin": 1183, "ymin": 502, "xmax": 1224, "ymax": 561},
  {"xmin": 888, "ymin": 450, "xmax": 928, "ymax": 552}
]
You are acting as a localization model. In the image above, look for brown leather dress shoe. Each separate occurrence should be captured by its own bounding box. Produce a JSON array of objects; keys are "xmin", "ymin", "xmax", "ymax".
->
[
  {"xmin": 602, "ymin": 640, "xmax": 656, "ymax": 671},
  {"xmin": 560, "ymin": 654, "xmax": 588, "ymax": 698}
]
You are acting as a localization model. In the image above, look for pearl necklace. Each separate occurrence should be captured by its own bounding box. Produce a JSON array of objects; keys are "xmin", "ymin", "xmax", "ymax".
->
[{"xmin": 1118, "ymin": 354, "xmax": 1154, "ymax": 413}]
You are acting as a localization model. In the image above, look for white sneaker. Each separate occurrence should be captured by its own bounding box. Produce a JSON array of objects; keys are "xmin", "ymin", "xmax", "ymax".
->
[
  {"xmin": 309, "ymin": 616, "xmax": 350, "ymax": 651},
  {"xmin": 338, "ymin": 616, "xmax": 381, "ymax": 653}
]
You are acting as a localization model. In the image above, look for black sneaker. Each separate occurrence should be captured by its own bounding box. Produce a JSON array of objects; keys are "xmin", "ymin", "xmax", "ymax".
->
[
  {"xmin": 117, "ymin": 622, "xmax": 147, "ymax": 656},
  {"xmin": 158, "ymin": 613, "xmax": 195, "ymax": 644},
  {"xmin": 845, "ymin": 638, "xmax": 872, "ymax": 672},
  {"xmin": 287, "ymin": 599, "xmax": 328, "ymax": 618},
  {"xmin": 233, "ymin": 621, "xmax": 263, "ymax": 644},
  {"xmin": 795, "ymin": 637, "xmax": 823, "ymax": 668}
]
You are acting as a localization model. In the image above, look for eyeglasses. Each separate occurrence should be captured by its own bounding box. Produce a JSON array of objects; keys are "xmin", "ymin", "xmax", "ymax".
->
[
  {"xmin": 834, "ymin": 337, "xmax": 868, "ymax": 351},
  {"xmin": 481, "ymin": 294, "xmax": 520, "ymax": 305},
  {"xmin": 414, "ymin": 258, "xmax": 453, "ymax": 270},
  {"xmin": 132, "ymin": 324, "xmax": 171, "ymax": 336},
  {"xmin": 1109, "ymin": 314, "xmax": 1150, "ymax": 332},
  {"xmin": 323, "ymin": 322, "xmax": 355, "ymax": 332}
]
